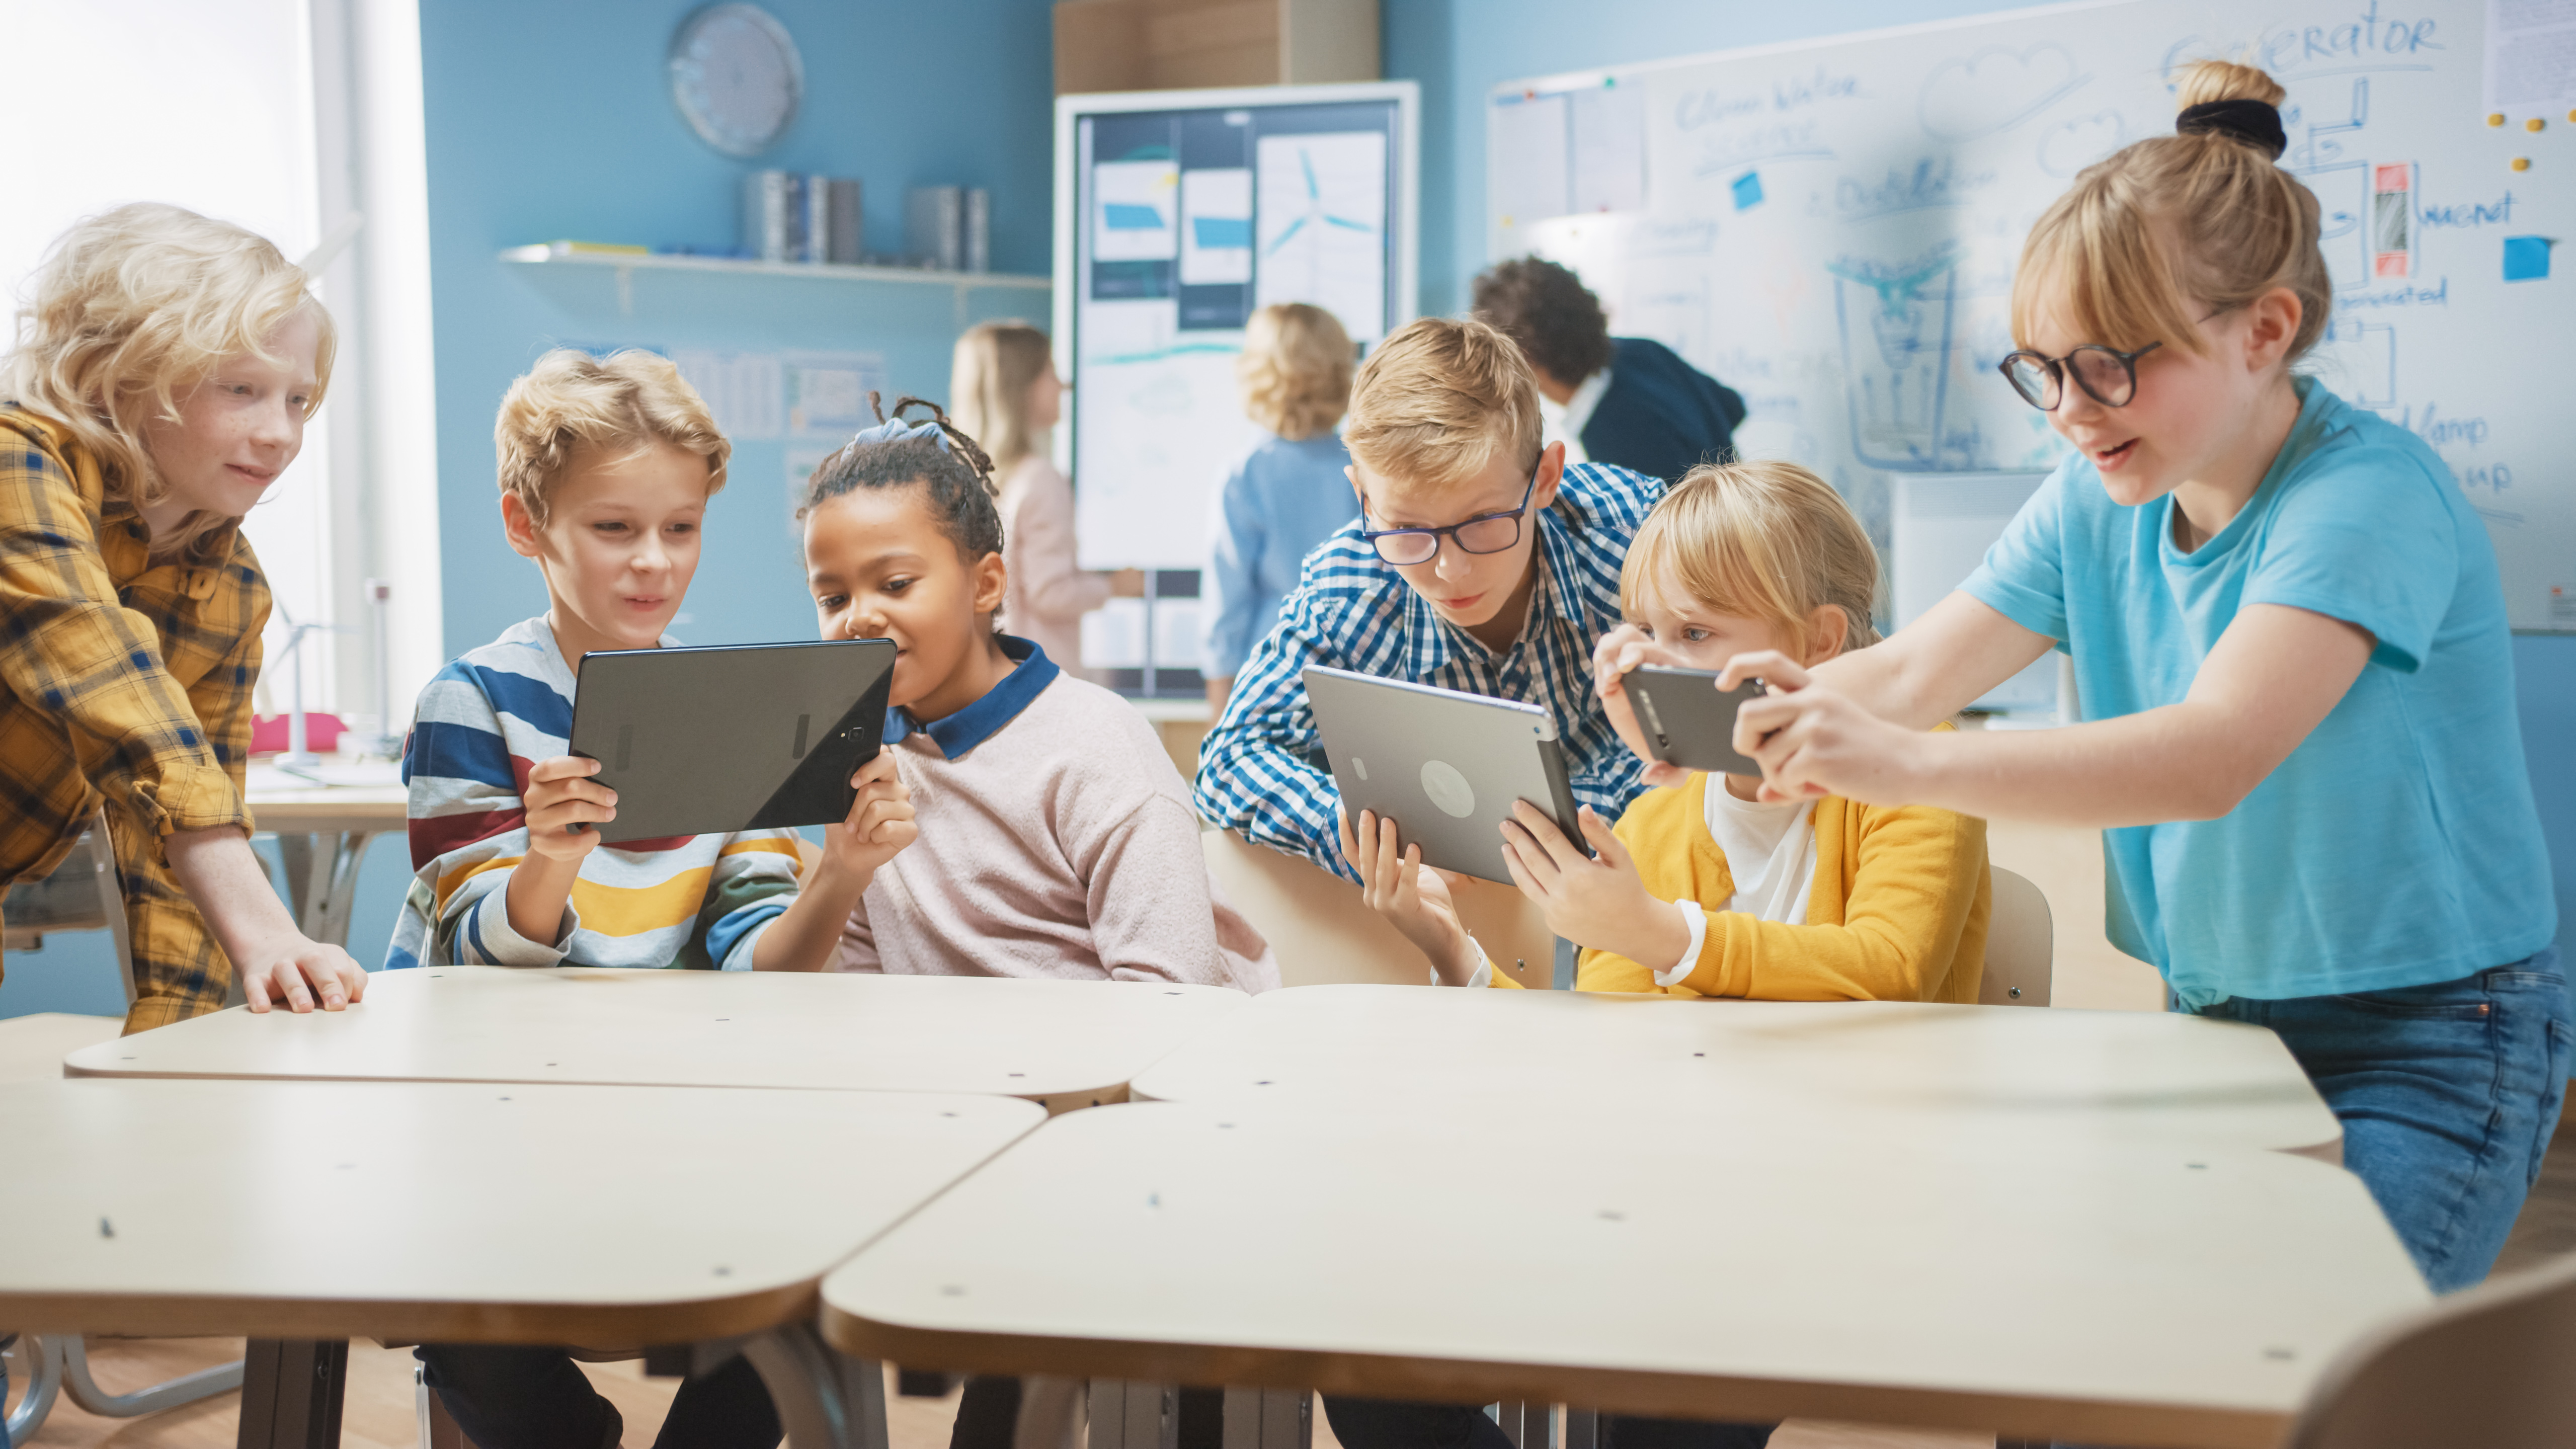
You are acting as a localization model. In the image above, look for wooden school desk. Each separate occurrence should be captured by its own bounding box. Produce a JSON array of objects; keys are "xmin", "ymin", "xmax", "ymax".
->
[
  {"xmin": 0, "ymin": 1076, "xmax": 1040, "ymax": 1449},
  {"xmin": 63, "ymin": 965, "xmax": 1247, "ymax": 1112},
  {"xmin": 1129, "ymin": 984, "xmax": 2346, "ymax": 1161},
  {"xmin": 244, "ymin": 763, "xmax": 409, "ymax": 949},
  {"xmin": 817, "ymin": 1098, "xmax": 2429, "ymax": 1449}
]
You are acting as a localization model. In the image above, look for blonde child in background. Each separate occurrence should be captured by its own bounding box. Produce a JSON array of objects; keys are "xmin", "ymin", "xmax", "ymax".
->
[
  {"xmin": 949, "ymin": 320, "xmax": 1141, "ymax": 676},
  {"xmin": 1705, "ymin": 60, "xmax": 2564, "ymax": 1294},
  {"xmin": 1345, "ymin": 460, "xmax": 1989, "ymax": 1001},
  {"xmin": 1201, "ymin": 302, "xmax": 1361, "ymax": 716},
  {"xmin": 0, "ymin": 203, "xmax": 367, "ymax": 1027}
]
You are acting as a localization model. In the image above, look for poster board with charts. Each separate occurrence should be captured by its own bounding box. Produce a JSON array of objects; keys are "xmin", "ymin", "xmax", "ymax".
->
[
  {"xmin": 1489, "ymin": 0, "xmax": 2576, "ymax": 631},
  {"xmin": 1055, "ymin": 82, "xmax": 1419, "ymax": 607}
]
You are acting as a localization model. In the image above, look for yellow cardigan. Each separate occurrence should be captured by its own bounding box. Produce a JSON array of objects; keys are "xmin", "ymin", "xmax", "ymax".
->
[{"xmin": 1497, "ymin": 773, "xmax": 1989, "ymax": 1003}]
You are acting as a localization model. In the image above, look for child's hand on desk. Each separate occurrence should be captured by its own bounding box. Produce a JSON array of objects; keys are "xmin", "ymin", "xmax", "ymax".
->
[
  {"xmin": 821, "ymin": 752, "xmax": 917, "ymax": 880},
  {"xmin": 524, "ymin": 756, "xmax": 616, "ymax": 862},
  {"xmin": 1337, "ymin": 809, "xmax": 1481, "ymax": 986},
  {"xmin": 1592, "ymin": 625, "xmax": 1691, "ymax": 789},
  {"xmin": 1499, "ymin": 803, "xmax": 1691, "ymax": 972}
]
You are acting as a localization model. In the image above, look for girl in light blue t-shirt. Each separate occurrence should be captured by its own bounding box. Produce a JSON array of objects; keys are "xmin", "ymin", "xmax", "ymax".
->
[{"xmin": 1613, "ymin": 60, "xmax": 2565, "ymax": 1294}]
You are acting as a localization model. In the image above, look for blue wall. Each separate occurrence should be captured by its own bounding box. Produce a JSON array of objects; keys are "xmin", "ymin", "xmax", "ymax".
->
[
  {"xmin": 421, "ymin": 0, "xmax": 1059, "ymax": 659},
  {"xmin": 1380, "ymin": 0, "xmax": 2576, "ymax": 969}
]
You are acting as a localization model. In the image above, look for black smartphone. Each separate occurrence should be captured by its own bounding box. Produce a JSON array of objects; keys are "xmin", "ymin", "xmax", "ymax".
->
[{"xmin": 1622, "ymin": 665, "xmax": 1766, "ymax": 775}]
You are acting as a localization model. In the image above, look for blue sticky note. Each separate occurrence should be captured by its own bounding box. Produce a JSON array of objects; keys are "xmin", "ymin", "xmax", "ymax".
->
[
  {"xmin": 2504, "ymin": 235, "xmax": 2552, "ymax": 282},
  {"xmin": 1732, "ymin": 171, "xmax": 1765, "ymax": 211}
]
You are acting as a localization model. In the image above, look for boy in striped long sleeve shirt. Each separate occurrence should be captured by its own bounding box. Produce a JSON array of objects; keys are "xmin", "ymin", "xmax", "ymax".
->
[
  {"xmin": 1193, "ymin": 315, "xmax": 1661, "ymax": 882},
  {"xmin": 387, "ymin": 350, "xmax": 911, "ymax": 979},
  {"xmin": 393, "ymin": 352, "xmax": 916, "ymax": 1449}
]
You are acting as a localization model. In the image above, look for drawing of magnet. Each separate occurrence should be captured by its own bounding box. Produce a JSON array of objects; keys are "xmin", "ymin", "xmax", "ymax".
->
[{"xmin": 2372, "ymin": 164, "xmax": 2413, "ymax": 279}]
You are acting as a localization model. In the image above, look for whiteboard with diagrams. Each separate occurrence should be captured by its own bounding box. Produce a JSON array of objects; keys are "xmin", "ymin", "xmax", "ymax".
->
[
  {"xmin": 1490, "ymin": 0, "xmax": 2576, "ymax": 630},
  {"xmin": 1057, "ymin": 83, "xmax": 1419, "ymax": 577}
]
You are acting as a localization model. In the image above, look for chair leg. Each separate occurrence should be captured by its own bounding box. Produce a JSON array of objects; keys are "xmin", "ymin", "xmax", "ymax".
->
[
  {"xmin": 235, "ymin": 1339, "xmax": 347, "ymax": 1449},
  {"xmin": 739, "ymin": 1323, "xmax": 888, "ymax": 1449},
  {"xmin": 1220, "ymin": 1387, "xmax": 1311, "ymax": 1449},
  {"xmin": 415, "ymin": 1361, "xmax": 467, "ymax": 1449},
  {"xmin": 1090, "ymin": 1381, "xmax": 1178, "ymax": 1449},
  {"xmin": 6, "ymin": 1335, "xmax": 65, "ymax": 1446},
  {"xmin": 56, "ymin": 1334, "xmax": 245, "ymax": 1417}
]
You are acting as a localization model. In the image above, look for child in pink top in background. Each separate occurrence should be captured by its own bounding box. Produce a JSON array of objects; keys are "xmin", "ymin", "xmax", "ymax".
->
[
  {"xmin": 798, "ymin": 394, "xmax": 1275, "ymax": 992},
  {"xmin": 949, "ymin": 321, "xmax": 1143, "ymax": 677}
]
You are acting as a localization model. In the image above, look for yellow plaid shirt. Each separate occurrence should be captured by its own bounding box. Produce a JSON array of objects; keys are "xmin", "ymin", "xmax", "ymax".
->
[{"xmin": 0, "ymin": 405, "xmax": 265, "ymax": 1031}]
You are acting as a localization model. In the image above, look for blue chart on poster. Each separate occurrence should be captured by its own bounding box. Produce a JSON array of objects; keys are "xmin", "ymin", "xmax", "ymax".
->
[{"xmin": 1489, "ymin": 0, "xmax": 2576, "ymax": 631}]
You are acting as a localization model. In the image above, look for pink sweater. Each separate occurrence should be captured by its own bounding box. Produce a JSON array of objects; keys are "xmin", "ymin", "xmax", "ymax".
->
[
  {"xmin": 999, "ymin": 456, "xmax": 1111, "ymax": 675},
  {"xmin": 834, "ymin": 659, "xmax": 1276, "ymax": 990}
]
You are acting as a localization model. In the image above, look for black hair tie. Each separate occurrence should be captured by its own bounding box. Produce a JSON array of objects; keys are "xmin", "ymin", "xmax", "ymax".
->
[{"xmin": 2178, "ymin": 99, "xmax": 2287, "ymax": 159}]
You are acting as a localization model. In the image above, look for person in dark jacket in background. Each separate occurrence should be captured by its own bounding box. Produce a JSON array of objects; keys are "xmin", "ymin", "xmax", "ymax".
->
[{"xmin": 1473, "ymin": 257, "xmax": 1746, "ymax": 483}]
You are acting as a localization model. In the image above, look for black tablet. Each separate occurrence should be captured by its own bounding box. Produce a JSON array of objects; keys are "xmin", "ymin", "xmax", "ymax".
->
[
  {"xmin": 567, "ymin": 639, "xmax": 897, "ymax": 844},
  {"xmin": 1623, "ymin": 665, "xmax": 1766, "ymax": 776}
]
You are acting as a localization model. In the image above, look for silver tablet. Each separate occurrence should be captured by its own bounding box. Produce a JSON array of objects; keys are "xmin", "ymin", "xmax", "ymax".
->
[
  {"xmin": 568, "ymin": 638, "xmax": 897, "ymax": 844},
  {"xmin": 1302, "ymin": 665, "xmax": 1583, "ymax": 885}
]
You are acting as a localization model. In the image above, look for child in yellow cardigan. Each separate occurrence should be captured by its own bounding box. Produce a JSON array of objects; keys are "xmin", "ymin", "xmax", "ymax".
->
[{"xmin": 1341, "ymin": 459, "xmax": 1989, "ymax": 1000}]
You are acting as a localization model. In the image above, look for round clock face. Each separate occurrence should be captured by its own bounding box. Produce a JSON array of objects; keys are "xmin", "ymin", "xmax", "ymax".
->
[{"xmin": 668, "ymin": 4, "xmax": 803, "ymax": 158}]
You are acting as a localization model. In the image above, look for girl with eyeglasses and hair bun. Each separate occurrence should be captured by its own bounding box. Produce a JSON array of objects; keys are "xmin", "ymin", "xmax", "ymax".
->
[{"xmin": 1655, "ymin": 58, "xmax": 2564, "ymax": 1293}]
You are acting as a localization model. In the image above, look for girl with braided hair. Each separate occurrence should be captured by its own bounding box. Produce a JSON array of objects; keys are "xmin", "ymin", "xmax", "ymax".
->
[{"xmin": 798, "ymin": 393, "xmax": 1276, "ymax": 991}]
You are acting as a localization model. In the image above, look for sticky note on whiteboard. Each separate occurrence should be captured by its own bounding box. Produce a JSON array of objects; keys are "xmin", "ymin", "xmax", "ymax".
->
[
  {"xmin": 1732, "ymin": 171, "xmax": 1764, "ymax": 211},
  {"xmin": 2504, "ymin": 235, "xmax": 2552, "ymax": 282}
]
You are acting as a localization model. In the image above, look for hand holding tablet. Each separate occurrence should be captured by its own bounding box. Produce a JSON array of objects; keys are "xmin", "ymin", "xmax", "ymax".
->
[{"xmin": 1304, "ymin": 666, "xmax": 1584, "ymax": 885}]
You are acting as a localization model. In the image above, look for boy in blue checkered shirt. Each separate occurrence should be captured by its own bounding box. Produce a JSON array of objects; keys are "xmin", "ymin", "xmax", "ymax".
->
[{"xmin": 1192, "ymin": 315, "xmax": 1663, "ymax": 882}]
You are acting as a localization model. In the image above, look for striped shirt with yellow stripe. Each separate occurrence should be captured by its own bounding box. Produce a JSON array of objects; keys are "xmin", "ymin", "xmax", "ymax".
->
[{"xmin": 386, "ymin": 615, "xmax": 801, "ymax": 971}]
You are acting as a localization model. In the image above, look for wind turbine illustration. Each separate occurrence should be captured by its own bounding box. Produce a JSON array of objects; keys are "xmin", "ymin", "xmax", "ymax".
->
[{"xmin": 1263, "ymin": 147, "xmax": 1375, "ymax": 257}]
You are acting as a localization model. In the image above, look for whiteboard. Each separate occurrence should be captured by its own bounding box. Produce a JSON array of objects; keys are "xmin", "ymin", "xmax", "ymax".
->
[
  {"xmin": 1054, "ymin": 83, "xmax": 1419, "ymax": 574},
  {"xmin": 1489, "ymin": 0, "xmax": 2576, "ymax": 631}
]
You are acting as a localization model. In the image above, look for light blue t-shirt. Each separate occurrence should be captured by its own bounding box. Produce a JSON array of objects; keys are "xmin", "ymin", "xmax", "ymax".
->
[
  {"xmin": 1964, "ymin": 378, "xmax": 2555, "ymax": 1007},
  {"xmin": 1202, "ymin": 431, "xmax": 1361, "ymax": 677}
]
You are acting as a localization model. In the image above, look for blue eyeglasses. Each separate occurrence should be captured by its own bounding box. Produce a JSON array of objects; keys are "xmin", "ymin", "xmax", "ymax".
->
[{"xmin": 1359, "ymin": 467, "xmax": 1539, "ymax": 566}]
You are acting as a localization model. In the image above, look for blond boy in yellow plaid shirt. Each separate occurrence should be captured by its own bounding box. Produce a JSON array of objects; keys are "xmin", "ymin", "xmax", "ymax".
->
[{"xmin": 0, "ymin": 204, "xmax": 367, "ymax": 1030}]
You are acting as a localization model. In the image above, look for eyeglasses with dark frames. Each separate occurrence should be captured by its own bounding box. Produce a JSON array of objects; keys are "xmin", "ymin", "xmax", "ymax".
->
[
  {"xmin": 1359, "ymin": 465, "xmax": 1541, "ymax": 567},
  {"xmin": 1998, "ymin": 341, "xmax": 2163, "ymax": 411}
]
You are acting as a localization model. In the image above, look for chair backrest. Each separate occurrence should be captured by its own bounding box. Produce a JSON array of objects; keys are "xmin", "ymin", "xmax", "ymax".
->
[
  {"xmin": 0, "ymin": 811, "xmax": 135, "ymax": 1004},
  {"xmin": 2284, "ymin": 1250, "xmax": 2576, "ymax": 1449},
  {"xmin": 1978, "ymin": 865, "xmax": 2052, "ymax": 1008},
  {"xmin": 1200, "ymin": 828, "xmax": 1558, "ymax": 989}
]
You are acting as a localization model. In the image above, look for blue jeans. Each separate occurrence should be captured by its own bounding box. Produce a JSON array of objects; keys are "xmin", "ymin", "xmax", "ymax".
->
[
  {"xmin": 2192, "ymin": 949, "xmax": 2573, "ymax": 1294},
  {"xmin": 1323, "ymin": 1397, "xmax": 1773, "ymax": 1449},
  {"xmin": 416, "ymin": 1343, "xmax": 779, "ymax": 1449}
]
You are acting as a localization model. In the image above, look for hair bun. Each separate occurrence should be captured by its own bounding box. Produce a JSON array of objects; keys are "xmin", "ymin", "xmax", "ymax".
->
[{"xmin": 2178, "ymin": 99, "xmax": 2287, "ymax": 159}]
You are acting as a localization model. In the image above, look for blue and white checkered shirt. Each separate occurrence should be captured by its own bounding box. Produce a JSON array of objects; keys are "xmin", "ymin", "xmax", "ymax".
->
[{"xmin": 1193, "ymin": 461, "xmax": 1662, "ymax": 880}]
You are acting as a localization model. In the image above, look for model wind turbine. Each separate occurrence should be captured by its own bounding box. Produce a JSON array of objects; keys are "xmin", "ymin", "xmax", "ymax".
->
[{"xmin": 269, "ymin": 598, "xmax": 348, "ymax": 781}]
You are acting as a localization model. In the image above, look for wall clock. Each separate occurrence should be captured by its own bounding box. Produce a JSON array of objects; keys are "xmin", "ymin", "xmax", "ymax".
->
[{"xmin": 668, "ymin": 5, "xmax": 803, "ymax": 158}]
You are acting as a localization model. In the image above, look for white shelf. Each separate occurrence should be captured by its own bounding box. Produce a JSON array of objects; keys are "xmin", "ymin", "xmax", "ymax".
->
[{"xmin": 499, "ymin": 246, "xmax": 1050, "ymax": 316}]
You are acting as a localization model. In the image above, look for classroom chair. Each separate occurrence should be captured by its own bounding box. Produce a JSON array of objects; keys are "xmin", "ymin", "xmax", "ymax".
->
[
  {"xmin": 1198, "ymin": 827, "xmax": 1560, "ymax": 990},
  {"xmin": 1, "ymin": 811, "xmax": 248, "ymax": 1446},
  {"xmin": 2281, "ymin": 1247, "xmax": 2576, "ymax": 1448},
  {"xmin": 1978, "ymin": 867, "xmax": 2053, "ymax": 1008}
]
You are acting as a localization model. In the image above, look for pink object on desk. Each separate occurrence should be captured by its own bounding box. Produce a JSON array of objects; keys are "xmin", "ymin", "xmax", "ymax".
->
[{"xmin": 250, "ymin": 712, "xmax": 347, "ymax": 757}]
